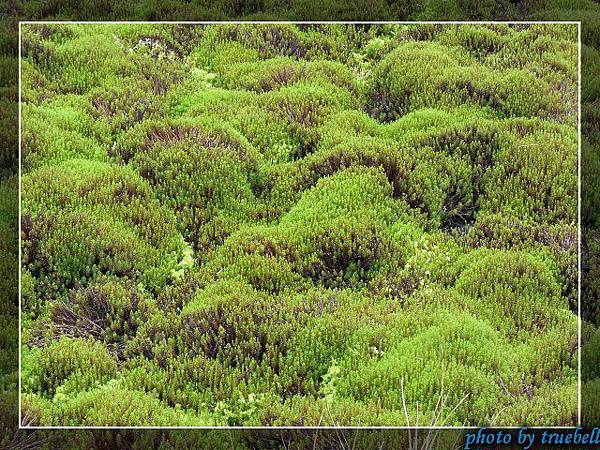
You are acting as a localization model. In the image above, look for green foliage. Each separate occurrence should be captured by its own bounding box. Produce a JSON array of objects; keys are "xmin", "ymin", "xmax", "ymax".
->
[
  {"xmin": 582, "ymin": 327, "xmax": 600, "ymax": 381},
  {"xmin": 20, "ymin": 23, "xmax": 578, "ymax": 427},
  {"xmin": 23, "ymin": 337, "xmax": 116, "ymax": 397},
  {"xmin": 334, "ymin": 308, "xmax": 509, "ymax": 424},
  {"xmin": 21, "ymin": 207, "xmax": 178, "ymax": 300},
  {"xmin": 216, "ymin": 57, "xmax": 359, "ymax": 94},
  {"xmin": 20, "ymin": 59, "xmax": 57, "ymax": 104},
  {"xmin": 260, "ymin": 81, "xmax": 356, "ymax": 158},
  {"xmin": 23, "ymin": 382, "xmax": 211, "ymax": 426},
  {"xmin": 49, "ymin": 277, "xmax": 157, "ymax": 349},
  {"xmin": 583, "ymin": 139, "xmax": 600, "ymax": 228},
  {"xmin": 87, "ymin": 77, "xmax": 166, "ymax": 135},
  {"xmin": 583, "ymin": 379, "xmax": 600, "ymax": 426},
  {"xmin": 480, "ymin": 123, "xmax": 577, "ymax": 223},
  {"xmin": 21, "ymin": 159, "xmax": 184, "ymax": 302},
  {"xmin": 204, "ymin": 226, "xmax": 306, "ymax": 294},
  {"xmin": 277, "ymin": 168, "xmax": 399, "ymax": 287},
  {"xmin": 21, "ymin": 99, "xmax": 110, "ymax": 169},
  {"xmin": 495, "ymin": 382, "xmax": 577, "ymax": 425},
  {"xmin": 178, "ymin": 280, "xmax": 294, "ymax": 363},
  {"xmin": 455, "ymin": 249, "xmax": 567, "ymax": 333},
  {"xmin": 114, "ymin": 116, "xmax": 263, "ymax": 254},
  {"xmin": 46, "ymin": 32, "xmax": 131, "ymax": 94},
  {"xmin": 583, "ymin": 229, "xmax": 600, "ymax": 323},
  {"xmin": 367, "ymin": 40, "xmax": 571, "ymax": 123},
  {"xmin": 22, "ymin": 159, "xmax": 181, "ymax": 251}
]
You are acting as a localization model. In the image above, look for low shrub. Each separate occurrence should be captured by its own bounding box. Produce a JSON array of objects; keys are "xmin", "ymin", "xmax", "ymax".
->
[
  {"xmin": 21, "ymin": 207, "xmax": 179, "ymax": 301},
  {"xmin": 480, "ymin": 125, "xmax": 577, "ymax": 223},
  {"xmin": 21, "ymin": 100, "xmax": 110, "ymax": 169},
  {"xmin": 22, "ymin": 159, "xmax": 181, "ymax": 252},
  {"xmin": 334, "ymin": 308, "xmax": 509, "ymax": 425},
  {"xmin": 48, "ymin": 277, "xmax": 157, "ymax": 352},
  {"xmin": 87, "ymin": 77, "xmax": 165, "ymax": 135},
  {"xmin": 260, "ymin": 82, "xmax": 356, "ymax": 158},
  {"xmin": 277, "ymin": 167, "xmax": 400, "ymax": 287},
  {"xmin": 216, "ymin": 57, "xmax": 359, "ymax": 94}
]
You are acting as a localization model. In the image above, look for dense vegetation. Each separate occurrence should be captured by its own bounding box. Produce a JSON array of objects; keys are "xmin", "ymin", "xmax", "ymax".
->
[
  {"xmin": 17, "ymin": 23, "xmax": 580, "ymax": 427},
  {"xmin": 0, "ymin": 0, "xmax": 598, "ymax": 448}
]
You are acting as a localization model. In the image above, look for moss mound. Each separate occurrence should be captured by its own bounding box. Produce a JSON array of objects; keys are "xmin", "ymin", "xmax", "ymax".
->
[{"xmin": 20, "ymin": 23, "xmax": 578, "ymax": 426}]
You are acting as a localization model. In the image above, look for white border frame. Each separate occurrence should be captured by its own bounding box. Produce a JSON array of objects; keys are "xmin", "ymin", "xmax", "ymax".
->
[{"xmin": 18, "ymin": 20, "xmax": 582, "ymax": 430}]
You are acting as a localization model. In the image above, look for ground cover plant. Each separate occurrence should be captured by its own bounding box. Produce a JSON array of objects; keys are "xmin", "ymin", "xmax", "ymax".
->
[{"xmin": 19, "ymin": 23, "xmax": 579, "ymax": 427}]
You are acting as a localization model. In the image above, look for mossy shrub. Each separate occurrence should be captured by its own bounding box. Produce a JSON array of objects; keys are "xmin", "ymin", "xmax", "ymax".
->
[
  {"xmin": 495, "ymin": 382, "xmax": 577, "ymax": 426},
  {"xmin": 367, "ymin": 41, "xmax": 562, "ymax": 122},
  {"xmin": 455, "ymin": 249, "xmax": 566, "ymax": 333},
  {"xmin": 461, "ymin": 212, "xmax": 577, "ymax": 310},
  {"xmin": 18, "ymin": 23, "xmax": 580, "ymax": 427},
  {"xmin": 46, "ymin": 33, "xmax": 133, "ymax": 94},
  {"xmin": 165, "ymin": 87, "xmax": 296, "ymax": 164},
  {"xmin": 270, "ymin": 136, "xmax": 474, "ymax": 229},
  {"xmin": 49, "ymin": 277, "xmax": 157, "ymax": 350},
  {"xmin": 34, "ymin": 26, "xmax": 187, "ymax": 96},
  {"xmin": 191, "ymin": 39, "xmax": 261, "ymax": 75},
  {"xmin": 279, "ymin": 167, "xmax": 401, "ymax": 287},
  {"xmin": 23, "ymin": 383, "xmax": 211, "ymax": 426},
  {"xmin": 176, "ymin": 280, "xmax": 313, "ymax": 374},
  {"xmin": 21, "ymin": 206, "xmax": 178, "ymax": 301},
  {"xmin": 197, "ymin": 24, "xmax": 307, "ymax": 62},
  {"xmin": 260, "ymin": 82, "xmax": 356, "ymax": 158},
  {"xmin": 113, "ymin": 23, "xmax": 205, "ymax": 58},
  {"xmin": 280, "ymin": 289, "xmax": 402, "ymax": 398},
  {"xmin": 20, "ymin": 59, "xmax": 57, "ymax": 104},
  {"xmin": 22, "ymin": 159, "xmax": 182, "ymax": 253},
  {"xmin": 366, "ymin": 41, "xmax": 476, "ymax": 122},
  {"xmin": 436, "ymin": 24, "xmax": 507, "ymax": 57},
  {"xmin": 216, "ymin": 56, "xmax": 359, "ymax": 94},
  {"xmin": 334, "ymin": 309, "xmax": 508, "ymax": 425},
  {"xmin": 114, "ymin": 117, "xmax": 263, "ymax": 254},
  {"xmin": 21, "ymin": 101, "xmax": 110, "ymax": 169},
  {"xmin": 203, "ymin": 225, "xmax": 306, "ymax": 294},
  {"xmin": 479, "ymin": 125, "xmax": 577, "ymax": 223},
  {"xmin": 87, "ymin": 77, "xmax": 165, "ymax": 135},
  {"xmin": 24, "ymin": 337, "xmax": 116, "ymax": 397}
]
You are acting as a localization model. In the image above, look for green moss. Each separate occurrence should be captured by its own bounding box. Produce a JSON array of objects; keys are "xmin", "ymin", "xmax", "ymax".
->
[
  {"xmin": 260, "ymin": 81, "xmax": 356, "ymax": 158},
  {"xmin": 23, "ymin": 337, "xmax": 117, "ymax": 397},
  {"xmin": 19, "ymin": 23, "xmax": 579, "ymax": 427},
  {"xmin": 23, "ymin": 382, "xmax": 212, "ymax": 426},
  {"xmin": 367, "ymin": 40, "xmax": 572, "ymax": 123},
  {"xmin": 22, "ymin": 159, "xmax": 181, "ymax": 251},
  {"xmin": 216, "ymin": 57, "xmax": 359, "ymax": 94},
  {"xmin": 114, "ymin": 116, "xmax": 263, "ymax": 254},
  {"xmin": 480, "ymin": 124, "xmax": 577, "ymax": 223}
]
